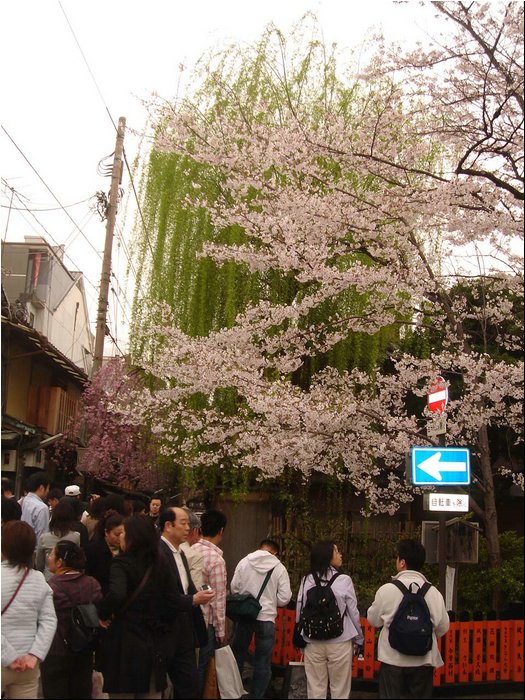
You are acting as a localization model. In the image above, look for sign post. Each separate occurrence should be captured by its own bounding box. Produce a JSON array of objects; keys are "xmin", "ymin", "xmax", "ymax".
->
[
  {"xmin": 428, "ymin": 375, "xmax": 448, "ymax": 414},
  {"xmin": 428, "ymin": 375, "xmax": 449, "ymax": 599}
]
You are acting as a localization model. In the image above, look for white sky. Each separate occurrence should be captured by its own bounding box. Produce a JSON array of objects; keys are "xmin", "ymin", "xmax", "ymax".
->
[{"xmin": 1, "ymin": 0, "xmax": 433, "ymax": 357}]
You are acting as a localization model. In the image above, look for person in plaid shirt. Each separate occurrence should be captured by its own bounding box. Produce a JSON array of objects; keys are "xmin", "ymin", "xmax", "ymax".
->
[{"xmin": 193, "ymin": 509, "xmax": 228, "ymax": 694}]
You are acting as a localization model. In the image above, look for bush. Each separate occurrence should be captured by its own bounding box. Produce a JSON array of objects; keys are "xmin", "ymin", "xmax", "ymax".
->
[{"xmin": 455, "ymin": 531, "xmax": 524, "ymax": 614}]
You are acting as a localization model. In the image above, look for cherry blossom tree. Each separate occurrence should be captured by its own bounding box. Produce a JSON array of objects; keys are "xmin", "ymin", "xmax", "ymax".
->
[
  {"xmin": 69, "ymin": 357, "xmax": 161, "ymax": 490},
  {"xmin": 125, "ymin": 2, "xmax": 522, "ymax": 584}
]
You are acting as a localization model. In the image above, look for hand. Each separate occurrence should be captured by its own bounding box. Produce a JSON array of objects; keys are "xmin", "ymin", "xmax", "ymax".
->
[
  {"xmin": 193, "ymin": 589, "xmax": 215, "ymax": 606},
  {"xmin": 10, "ymin": 654, "xmax": 39, "ymax": 671},
  {"xmin": 99, "ymin": 619, "xmax": 112, "ymax": 629},
  {"xmin": 8, "ymin": 657, "xmax": 26, "ymax": 671}
]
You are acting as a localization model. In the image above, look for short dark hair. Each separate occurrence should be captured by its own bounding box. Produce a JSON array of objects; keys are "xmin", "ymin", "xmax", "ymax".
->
[
  {"xmin": 259, "ymin": 538, "xmax": 279, "ymax": 555},
  {"xmin": 25, "ymin": 473, "xmax": 50, "ymax": 493},
  {"xmin": 94, "ymin": 511, "xmax": 123, "ymax": 541},
  {"xmin": 104, "ymin": 513, "xmax": 124, "ymax": 533},
  {"xmin": 55, "ymin": 540, "xmax": 86, "ymax": 571},
  {"xmin": 48, "ymin": 487, "xmax": 64, "ymax": 502},
  {"xmin": 200, "ymin": 509, "xmax": 227, "ymax": 538},
  {"xmin": 158, "ymin": 508, "xmax": 176, "ymax": 532},
  {"xmin": 1, "ymin": 477, "xmax": 15, "ymax": 495},
  {"xmin": 1, "ymin": 520, "xmax": 36, "ymax": 567},
  {"xmin": 131, "ymin": 499, "xmax": 147, "ymax": 514},
  {"xmin": 1, "ymin": 495, "xmax": 22, "ymax": 523},
  {"xmin": 309, "ymin": 540, "xmax": 337, "ymax": 578},
  {"xmin": 397, "ymin": 539, "xmax": 426, "ymax": 571},
  {"xmin": 101, "ymin": 494, "xmax": 126, "ymax": 515}
]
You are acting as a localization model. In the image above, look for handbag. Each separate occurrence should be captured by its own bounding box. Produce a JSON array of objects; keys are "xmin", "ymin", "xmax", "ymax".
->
[
  {"xmin": 214, "ymin": 644, "xmax": 246, "ymax": 699},
  {"xmin": 1, "ymin": 568, "xmax": 29, "ymax": 615},
  {"xmin": 226, "ymin": 567, "xmax": 274, "ymax": 622},
  {"xmin": 293, "ymin": 621, "xmax": 307, "ymax": 649}
]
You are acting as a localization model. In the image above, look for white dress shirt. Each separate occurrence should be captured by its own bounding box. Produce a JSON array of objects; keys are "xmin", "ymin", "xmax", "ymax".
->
[{"xmin": 161, "ymin": 536, "xmax": 189, "ymax": 593}]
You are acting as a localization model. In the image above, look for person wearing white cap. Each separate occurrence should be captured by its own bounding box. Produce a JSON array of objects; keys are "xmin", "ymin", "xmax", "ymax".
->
[
  {"xmin": 64, "ymin": 485, "xmax": 81, "ymax": 497},
  {"xmin": 60, "ymin": 491, "xmax": 89, "ymax": 549}
]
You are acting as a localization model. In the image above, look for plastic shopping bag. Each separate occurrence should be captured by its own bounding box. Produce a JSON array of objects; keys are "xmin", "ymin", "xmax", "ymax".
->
[{"xmin": 214, "ymin": 645, "xmax": 247, "ymax": 699}]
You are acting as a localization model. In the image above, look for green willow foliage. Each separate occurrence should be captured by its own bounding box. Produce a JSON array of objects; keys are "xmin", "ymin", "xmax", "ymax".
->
[
  {"xmin": 131, "ymin": 18, "xmax": 396, "ymax": 370},
  {"xmin": 129, "ymin": 18, "xmax": 400, "ymax": 489}
]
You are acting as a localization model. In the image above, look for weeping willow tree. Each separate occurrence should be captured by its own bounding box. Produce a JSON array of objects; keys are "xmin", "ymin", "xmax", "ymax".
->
[
  {"xmin": 132, "ymin": 17, "xmax": 397, "ymax": 364},
  {"xmin": 129, "ymin": 16, "xmax": 400, "ymax": 491}
]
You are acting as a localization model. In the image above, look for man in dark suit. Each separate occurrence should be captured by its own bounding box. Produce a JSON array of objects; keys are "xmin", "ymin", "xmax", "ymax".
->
[{"xmin": 159, "ymin": 507, "xmax": 214, "ymax": 698}]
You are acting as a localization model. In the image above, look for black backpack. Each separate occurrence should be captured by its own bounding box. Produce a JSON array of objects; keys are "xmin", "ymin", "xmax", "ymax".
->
[
  {"xmin": 53, "ymin": 580, "xmax": 100, "ymax": 654},
  {"xmin": 299, "ymin": 572, "xmax": 344, "ymax": 640},
  {"xmin": 388, "ymin": 580, "xmax": 433, "ymax": 656}
]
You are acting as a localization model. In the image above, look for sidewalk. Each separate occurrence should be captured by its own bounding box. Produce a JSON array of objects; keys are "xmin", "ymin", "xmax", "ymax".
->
[{"xmin": 266, "ymin": 672, "xmax": 523, "ymax": 699}]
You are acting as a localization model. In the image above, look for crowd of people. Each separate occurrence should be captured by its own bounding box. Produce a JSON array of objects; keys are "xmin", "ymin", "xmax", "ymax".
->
[{"xmin": 1, "ymin": 475, "xmax": 449, "ymax": 699}]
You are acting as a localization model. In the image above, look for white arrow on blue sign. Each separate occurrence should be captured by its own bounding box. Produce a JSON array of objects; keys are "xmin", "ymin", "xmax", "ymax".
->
[{"xmin": 411, "ymin": 447, "xmax": 471, "ymax": 485}]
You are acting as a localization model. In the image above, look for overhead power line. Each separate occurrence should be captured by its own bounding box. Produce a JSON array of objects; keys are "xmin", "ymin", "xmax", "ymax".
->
[
  {"xmin": 58, "ymin": 1, "xmax": 117, "ymax": 132},
  {"xmin": 1, "ymin": 197, "xmax": 91, "ymax": 212},
  {"xmin": 2, "ymin": 181, "xmax": 124, "ymax": 354},
  {"xmin": 59, "ymin": 2, "xmax": 156, "ymax": 259},
  {"xmin": 1, "ymin": 126, "xmax": 103, "ymax": 262}
]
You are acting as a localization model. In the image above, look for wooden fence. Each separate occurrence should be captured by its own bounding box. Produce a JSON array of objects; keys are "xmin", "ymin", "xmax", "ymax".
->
[{"xmin": 269, "ymin": 609, "xmax": 524, "ymax": 686}]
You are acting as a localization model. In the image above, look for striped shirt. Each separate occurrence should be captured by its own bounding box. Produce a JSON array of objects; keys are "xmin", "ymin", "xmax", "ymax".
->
[{"xmin": 191, "ymin": 538, "xmax": 227, "ymax": 639}]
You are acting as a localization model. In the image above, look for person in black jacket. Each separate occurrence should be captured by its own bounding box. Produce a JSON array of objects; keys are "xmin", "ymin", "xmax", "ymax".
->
[
  {"xmin": 97, "ymin": 515, "xmax": 191, "ymax": 698},
  {"xmin": 85, "ymin": 513, "xmax": 123, "ymax": 594},
  {"xmin": 158, "ymin": 508, "xmax": 214, "ymax": 699}
]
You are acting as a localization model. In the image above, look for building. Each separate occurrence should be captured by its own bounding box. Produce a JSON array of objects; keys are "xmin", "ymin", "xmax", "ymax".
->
[
  {"xmin": 1, "ymin": 237, "xmax": 93, "ymax": 496},
  {"xmin": 1, "ymin": 236, "xmax": 94, "ymax": 373}
]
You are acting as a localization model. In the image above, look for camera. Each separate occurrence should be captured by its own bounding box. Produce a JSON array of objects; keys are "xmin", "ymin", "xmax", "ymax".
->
[{"xmin": 200, "ymin": 584, "xmax": 211, "ymax": 591}]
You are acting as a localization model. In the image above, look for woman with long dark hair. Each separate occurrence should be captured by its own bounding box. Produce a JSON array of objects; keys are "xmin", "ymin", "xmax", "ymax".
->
[
  {"xmin": 97, "ymin": 515, "xmax": 180, "ymax": 698},
  {"xmin": 40, "ymin": 540, "xmax": 102, "ymax": 699},
  {"xmin": 35, "ymin": 501, "xmax": 80, "ymax": 581},
  {"xmin": 296, "ymin": 540, "xmax": 363, "ymax": 699}
]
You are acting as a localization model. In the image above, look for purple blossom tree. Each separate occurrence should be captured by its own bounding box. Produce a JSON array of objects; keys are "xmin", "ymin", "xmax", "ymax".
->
[{"xmin": 71, "ymin": 357, "xmax": 161, "ymax": 490}]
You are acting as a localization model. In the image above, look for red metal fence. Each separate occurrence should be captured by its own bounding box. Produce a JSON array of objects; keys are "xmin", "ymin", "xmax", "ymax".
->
[{"xmin": 270, "ymin": 609, "xmax": 524, "ymax": 686}]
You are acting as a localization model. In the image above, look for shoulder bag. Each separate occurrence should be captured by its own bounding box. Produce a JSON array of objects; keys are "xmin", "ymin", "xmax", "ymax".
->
[
  {"xmin": 2, "ymin": 567, "xmax": 29, "ymax": 615},
  {"xmin": 226, "ymin": 567, "xmax": 275, "ymax": 622}
]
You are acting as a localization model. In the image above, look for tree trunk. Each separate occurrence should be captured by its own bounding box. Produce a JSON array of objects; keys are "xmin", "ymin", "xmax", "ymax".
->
[{"xmin": 478, "ymin": 423, "xmax": 502, "ymax": 612}]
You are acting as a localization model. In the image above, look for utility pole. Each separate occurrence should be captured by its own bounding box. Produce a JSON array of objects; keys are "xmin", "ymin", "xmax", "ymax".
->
[{"xmin": 92, "ymin": 116, "xmax": 126, "ymax": 375}]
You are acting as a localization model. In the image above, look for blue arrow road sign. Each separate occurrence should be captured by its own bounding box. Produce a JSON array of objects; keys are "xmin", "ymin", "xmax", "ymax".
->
[{"xmin": 411, "ymin": 447, "xmax": 471, "ymax": 485}]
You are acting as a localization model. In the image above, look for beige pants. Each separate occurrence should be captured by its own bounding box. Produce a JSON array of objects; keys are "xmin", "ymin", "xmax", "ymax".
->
[
  {"xmin": 304, "ymin": 639, "xmax": 353, "ymax": 699},
  {"xmin": 1, "ymin": 664, "xmax": 40, "ymax": 700}
]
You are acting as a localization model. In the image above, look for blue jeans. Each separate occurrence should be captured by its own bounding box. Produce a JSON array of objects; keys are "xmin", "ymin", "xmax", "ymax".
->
[
  {"xmin": 198, "ymin": 624, "xmax": 219, "ymax": 696},
  {"xmin": 231, "ymin": 620, "xmax": 275, "ymax": 699}
]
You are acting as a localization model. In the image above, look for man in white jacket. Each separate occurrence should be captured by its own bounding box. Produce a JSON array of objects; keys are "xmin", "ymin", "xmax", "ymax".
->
[
  {"xmin": 367, "ymin": 539, "xmax": 450, "ymax": 699},
  {"xmin": 230, "ymin": 539, "xmax": 292, "ymax": 699}
]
